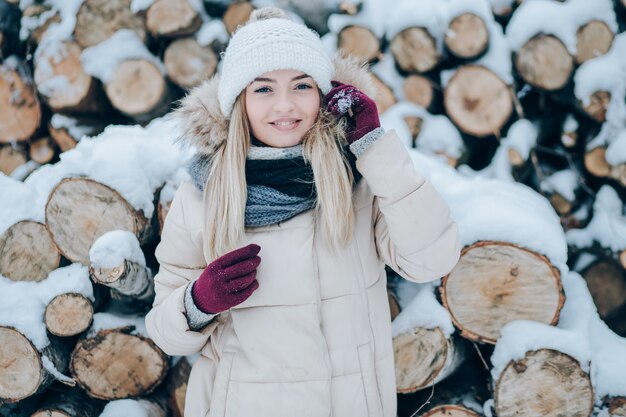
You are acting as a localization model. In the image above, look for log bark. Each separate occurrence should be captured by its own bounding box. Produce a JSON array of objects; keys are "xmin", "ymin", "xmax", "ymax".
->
[
  {"xmin": 0, "ymin": 59, "xmax": 42, "ymax": 143},
  {"xmin": 90, "ymin": 260, "xmax": 155, "ymax": 302},
  {"xmin": 444, "ymin": 13, "xmax": 489, "ymax": 60},
  {"xmin": 31, "ymin": 386, "xmax": 104, "ymax": 417},
  {"xmin": 45, "ymin": 293, "xmax": 94, "ymax": 337},
  {"xmin": 440, "ymin": 241, "xmax": 564, "ymax": 344},
  {"xmin": 0, "ymin": 327, "xmax": 73, "ymax": 403},
  {"xmin": 29, "ymin": 136, "xmax": 56, "ymax": 165},
  {"xmin": 166, "ymin": 357, "xmax": 191, "ymax": 417},
  {"xmin": 146, "ymin": 0, "xmax": 202, "ymax": 38},
  {"xmin": 514, "ymin": 34, "xmax": 574, "ymax": 91},
  {"xmin": 581, "ymin": 259, "xmax": 626, "ymax": 319},
  {"xmin": 0, "ymin": 220, "xmax": 61, "ymax": 282},
  {"xmin": 74, "ymin": 0, "xmax": 147, "ymax": 48},
  {"xmin": 69, "ymin": 327, "xmax": 168, "ymax": 400},
  {"xmin": 444, "ymin": 65, "xmax": 512, "ymax": 137},
  {"xmin": 0, "ymin": 0, "xmax": 20, "ymax": 58},
  {"xmin": 164, "ymin": 37, "xmax": 218, "ymax": 89},
  {"xmin": 33, "ymin": 41, "xmax": 104, "ymax": 114},
  {"xmin": 104, "ymin": 59, "xmax": 171, "ymax": 122},
  {"xmin": 388, "ymin": 289, "xmax": 400, "ymax": 321},
  {"xmin": 403, "ymin": 74, "xmax": 434, "ymax": 110},
  {"xmin": 338, "ymin": 25, "xmax": 381, "ymax": 63},
  {"xmin": 393, "ymin": 327, "xmax": 466, "ymax": 393},
  {"xmin": 45, "ymin": 177, "xmax": 155, "ymax": 265},
  {"xmin": 0, "ymin": 142, "xmax": 27, "ymax": 175},
  {"xmin": 390, "ymin": 27, "xmax": 439, "ymax": 73},
  {"xmin": 575, "ymin": 20, "xmax": 614, "ymax": 65},
  {"xmin": 494, "ymin": 349, "xmax": 594, "ymax": 417},
  {"xmin": 604, "ymin": 396, "xmax": 626, "ymax": 417},
  {"xmin": 222, "ymin": 1, "xmax": 254, "ymax": 35}
]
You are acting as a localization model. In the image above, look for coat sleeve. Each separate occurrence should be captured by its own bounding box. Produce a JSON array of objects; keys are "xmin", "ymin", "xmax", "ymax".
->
[
  {"xmin": 145, "ymin": 181, "xmax": 219, "ymax": 356},
  {"xmin": 355, "ymin": 129, "xmax": 461, "ymax": 283}
]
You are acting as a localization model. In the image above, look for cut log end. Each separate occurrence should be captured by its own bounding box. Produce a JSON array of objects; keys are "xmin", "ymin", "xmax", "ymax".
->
[
  {"xmin": 444, "ymin": 65, "xmax": 512, "ymax": 137},
  {"xmin": 105, "ymin": 59, "xmax": 168, "ymax": 118},
  {"xmin": 507, "ymin": 148, "xmax": 525, "ymax": 167},
  {"xmin": 45, "ymin": 293, "xmax": 94, "ymax": 337},
  {"xmin": 164, "ymin": 38, "xmax": 218, "ymax": 89},
  {"xmin": 0, "ymin": 327, "xmax": 43, "ymax": 402},
  {"xmin": 393, "ymin": 327, "xmax": 448, "ymax": 393},
  {"xmin": 584, "ymin": 147, "xmax": 611, "ymax": 177},
  {"xmin": 223, "ymin": 2, "xmax": 254, "ymax": 35},
  {"xmin": 0, "ymin": 220, "xmax": 61, "ymax": 282},
  {"xmin": 74, "ymin": 0, "xmax": 146, "ymax": 48},
  {"xmin": 575, "ymin": 20, "xmax": 614, "ymax": 65},
  {"xmin": 548, "ymin": 193, "xmax": 573, "ymax": 216},
  {"xmin": 494, "ymin": 349, "xmax": 594, "ymax": 417},
  {"xmin": 338, "ymin": 26, "xmax": 381, "ymax": 63},
  {"xmin": 146, "ymin": 0, "xmax": 202, "ymax": 38},
  {"xmin": 582, "ymin": 260, "xmax": 626, "ymax": 319},
  {"xmin": 29, "ymin": 136, "xmax": 56, "ymax": 164},
  {"xmin": 441, "ymin": 241, "xmax": 563, "ymax": 344},
  {"xmin": 70, "ymin": 329, "xmax": 168, "ymax": 400},
  {"xmin": 444, "ymin": 13, "xmax": 489, "ymax": 59},
  {"xmin": 0, "ymin": 61, "xmax": 42, "ymax": 143},
  {"xmin": 371, "ymin": 75, "xmax": 396, "ymax": 114},
  {"xmin": 515, "ymin": 35, "xmax": 573, "ymax": 91},
  {"xmin": 581, "ymin": 90, "xmax": 610, "ymax": 123},
  {"xmin": 403, "ymin": 74, "xmax": 434, "ymax": 109},
  {"xmin": 390, "ymin": 27, "xmax": 439, "ymax": 73},
  {"xmin": 421, "ymin": 406, "xmax": 481, "ymax": 417},
  {"xmin": 0, "ymin": 143, "xmax": 27, "ymax": 175}
]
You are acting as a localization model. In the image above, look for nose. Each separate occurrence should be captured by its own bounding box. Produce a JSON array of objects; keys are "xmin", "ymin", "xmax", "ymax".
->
[{"xmin": 272, "ymin": 90, "xmax": 296, "ymax": 113}]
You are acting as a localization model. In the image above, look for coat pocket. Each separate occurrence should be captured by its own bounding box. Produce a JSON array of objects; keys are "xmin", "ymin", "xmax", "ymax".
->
[
  {"xmin": 206, "ymin": 351, "xmax": 235, "ymax": 417},
  {"xmin": 357, "ymin": 342, "xmax": 384, "ymax": 417}
]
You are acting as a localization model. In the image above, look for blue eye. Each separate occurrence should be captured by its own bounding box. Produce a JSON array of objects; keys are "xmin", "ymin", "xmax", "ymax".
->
[
  {"xmin": 254, "ymin": 86, "xmax": 271, "ymax": 93},
  {"xmin": 296, "ymin": 83, "xmax": 312, "ymax": 90}
]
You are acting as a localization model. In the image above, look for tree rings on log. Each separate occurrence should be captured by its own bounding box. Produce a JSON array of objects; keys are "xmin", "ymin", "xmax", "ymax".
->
[
  {"xmin": 444, "ymin": 13, "xmax": 489, "ymax": 60},
  {"xmin": 45, "ymin": 178, "xmax": 154, "ymax": 265},
  {"xmin": 146, "ymin": 0, "xmax": 202, "ymax": 38},
  {"xmin": 223, "ymin": 1, "xmax": 254, "ymax": 35},
  {"xmin": 393, "ymin": 327, "xmax": 463, "ymax": 393},
  {"xmin": 575, "ymin": 20, "xmax": 613, "ymax": 65},
  {"xmin": 164, "ymin": 38, "xmax": 218, "ymax": 89},
  {"xmin": 338, "ymin": 25, "xmax": 381, "ymax": 63},
  {"xmin": 444, "ymin": 65, "xmax": 512, "ymax": 137},
  {"xmin": 70, "ymin": 328, "xmax": 168, "ymax": 400},
  {"xmin": 45, "ymin": 293, "xmax": 94, "ymax": 337},
  {"xmin": 421, "ymin": 406, "xmax": 481, "ymax": 417},
  {"xmin": 74, "ymin": 0, "xmax": 146, "ymax": 48},
  {"xmin": 0, "ymin": 220, "xmax": 61, "ymax": 282},
  {"xmin": 515, "ymin": 34, "xmax": 573, "ymax": 91},
  {"xmin": 494, "ymin": 349, "xmax": 594, "ymax": 417},
  {"xmin": 104, "ymin": 59, "xmax": 170, "ymax": 121},
  {"xmin": 33, "ymin": 41, "xmax": 101, "ymax": 113},
  {"xmin": 403, "ymin": 74, "xmax": 434, "ymax": 109},
  {"xmin": 440, "ymin": 241, "xmax": 564, "ymax": 344},
  {"xmin": 581, "ymin": 260, "xmax": 626, "ymax": 319},
  {"xmin": 0, "ymin": 327, "xmax": 44, "ymax": 402},
  {"xmin": 90, "ymin": 259, "xmax": 154, "ymax": 301},
  {"xmin": 390, "ymin": 27, "xmax": 439, "ymax": 73},
  {"xmin": 0, "ymin": 60, "xmax": 41, "ymax": 143}
]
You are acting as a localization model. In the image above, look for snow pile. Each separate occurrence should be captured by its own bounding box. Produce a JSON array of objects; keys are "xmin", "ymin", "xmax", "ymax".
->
[
  {"xmin": 328, "ymin": 0, "xmax": 387, "ymax": 38},
  {"xmin": 99, "ymin": 399, "xmax": 157, "ymax": 417},
  {"xmin": 566, "ymin": 185, "xmax": 626, "ymax": 252},
  {"xmin": 0, "ymin": 264, "xmax": 93, "ymax": 349},
  {"xmin": 34, "ymin": 41, "xmax": 76, "ymax": 100},
  {"xmin": 81, "ymin": 29, "xmax": 166, "ymax": 83},
  {"xmin": 88, "ymin": 312, "xmax": 148, "ymax": 338},
  {"xmin": 391, "ymin": 280, "xmax": 455, "ymax": 337},
  {"xmin": 506, "ymin": 0, "xmax": 617, "ymax": 55},
  {"xmin": 89, "ymin": 231, "xmax": 146, "ymax": 269},
  {"xmin": 19, "ymin": 116, "xmax": 189, "ymax": 222},
  {"xmin": 0, "ymin": 174, "xmax": 40, "ymax": 235},
  {"xmin": 381, "ymin": 102, "xmax": 464, "ymax": 162},
  {"xmin": 540, "ymin": 169, "xmax": 579, "ymax": 202},
  {"xmin": 50, "ymin": 114, "xmax": 100, "ymax": 141},
  {"xmin": 20, "ymin": 0, "xmax": 84, "ymax": 43},
  {"xmin": 577, "ymin": 33, "xmax": 626, "ymax": 164},
  {"xmin": 196, "ymin": 19, "xmax": 230, "ymax": 46}
]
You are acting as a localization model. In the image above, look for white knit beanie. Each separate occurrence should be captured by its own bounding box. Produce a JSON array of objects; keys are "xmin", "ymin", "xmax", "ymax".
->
[{"xmin": 217, "ymin": 7, "xmax": 333, "ymax": 117}]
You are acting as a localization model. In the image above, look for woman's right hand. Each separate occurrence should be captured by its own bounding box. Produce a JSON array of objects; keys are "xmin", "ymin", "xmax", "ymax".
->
[{"xmin": 191, "ymin": 243, "xmax": 261, "ymax": 314}]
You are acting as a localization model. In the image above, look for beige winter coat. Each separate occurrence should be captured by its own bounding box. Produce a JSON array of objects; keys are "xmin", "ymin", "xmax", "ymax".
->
[{"xmin": 145, "ymin": 56, "xmax": 460, "ymax": 417}]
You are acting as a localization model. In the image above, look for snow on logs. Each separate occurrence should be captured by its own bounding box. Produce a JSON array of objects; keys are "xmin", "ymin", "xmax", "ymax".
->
[{"xmin": 0, "ymin": 57, "xmax": 41, "ymax": 144}]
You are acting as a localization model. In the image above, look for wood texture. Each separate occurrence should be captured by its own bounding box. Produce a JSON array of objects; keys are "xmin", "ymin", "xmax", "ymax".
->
[
  {"xmin": 338, "ymin": 25, "xmax": 381, "ymax": 63},
  {"xmin": 515, "ymin": 34, "xmax": 573, "ymax": 91},
  {"xmin": 146, "ymin": 0, "xmax": 202, "ymax": 38},
  {"xmin": 575, "ymin": 20, "xmax": 613, "ymax": 65},
  {"xmin": 444, "ymin": 13, "xmax": 489, "ymax": 59},
  {"xmin": 90, "ymin": 260, "xmax": 155, "ymax": 301},
  {"xmin": 45, "ymin": 293, "xmax": 94, "ymax": 337},
  {"xmin": 0, "ymin": 60, "xmax": 41, "ymax": 143},
  {"xmin": 164, "ymin": 37, "xmax": 218, "ymax": 88},
  {"xmin": 441, "ymin": 241, "xmax": 564, "ymax": 344},
  {"xmin": 74, "ymin": 0, "xmax": 146, "ymax": 48},
  {"xmin": 390, "ymin": 27, "xmax": 439, "ymax": 73}
]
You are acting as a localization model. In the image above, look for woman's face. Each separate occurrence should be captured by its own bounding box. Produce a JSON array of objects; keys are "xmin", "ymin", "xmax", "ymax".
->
[{"xmin": 245, "ymin": 69, "xmax": 320, "ymax": 148}]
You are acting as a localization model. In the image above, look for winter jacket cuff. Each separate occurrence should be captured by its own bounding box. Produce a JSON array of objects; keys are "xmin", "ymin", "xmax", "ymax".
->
[
  {"xmin": 349, "ymin": 127, "xmax": 385, "ymax": 158},
  {"xmin": 184, "ymin": 281, "xmax": 218, "ymax": 331}
]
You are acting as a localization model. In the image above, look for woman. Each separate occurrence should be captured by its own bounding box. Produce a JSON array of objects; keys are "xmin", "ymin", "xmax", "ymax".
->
[{"xmin": 146, "ymin": 7, "xmax": 460, "ymax": 417}]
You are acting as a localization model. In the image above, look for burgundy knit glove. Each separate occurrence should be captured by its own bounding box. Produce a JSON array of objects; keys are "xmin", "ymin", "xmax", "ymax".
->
[
  {"xmin": 323, "ymin": 81, "xmax": 380, "ymax": 145},
  {"xmin": 191, "ymin": 243, "xmax": 261, "ymax": 314}
]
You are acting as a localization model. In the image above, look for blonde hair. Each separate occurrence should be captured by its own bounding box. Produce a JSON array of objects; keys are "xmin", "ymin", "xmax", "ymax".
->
[{"xmin": 202, "ymin": 93, "xmax": 355, "ymax": 261}]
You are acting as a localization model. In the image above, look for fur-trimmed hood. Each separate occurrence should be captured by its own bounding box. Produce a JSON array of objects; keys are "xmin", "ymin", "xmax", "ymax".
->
[{"xmin": 173, "ymin": 53, "xmax": 378, "ymax": 157}]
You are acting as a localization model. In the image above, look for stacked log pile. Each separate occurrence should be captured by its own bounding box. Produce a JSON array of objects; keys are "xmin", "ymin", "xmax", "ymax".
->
[{"xmin": 1, "ymin": 0, "xmax": 625, "ymax": 416}]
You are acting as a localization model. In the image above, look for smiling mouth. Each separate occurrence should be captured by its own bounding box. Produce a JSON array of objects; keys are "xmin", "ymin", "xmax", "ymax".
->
[{"xmin": 270, "ymin": 120, "xmax": 301, "ymax": 130}]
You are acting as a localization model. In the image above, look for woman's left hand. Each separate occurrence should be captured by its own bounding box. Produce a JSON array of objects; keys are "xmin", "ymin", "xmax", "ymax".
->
[{"xmin": 323, "ymin": 81, "xmax": 380, "ymax": 145}]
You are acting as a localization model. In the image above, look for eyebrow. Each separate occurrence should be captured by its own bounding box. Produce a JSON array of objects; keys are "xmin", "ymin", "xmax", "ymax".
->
[{"xmin": 252, "ymin": 74, "xmax": 312, "ymax": 82}]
